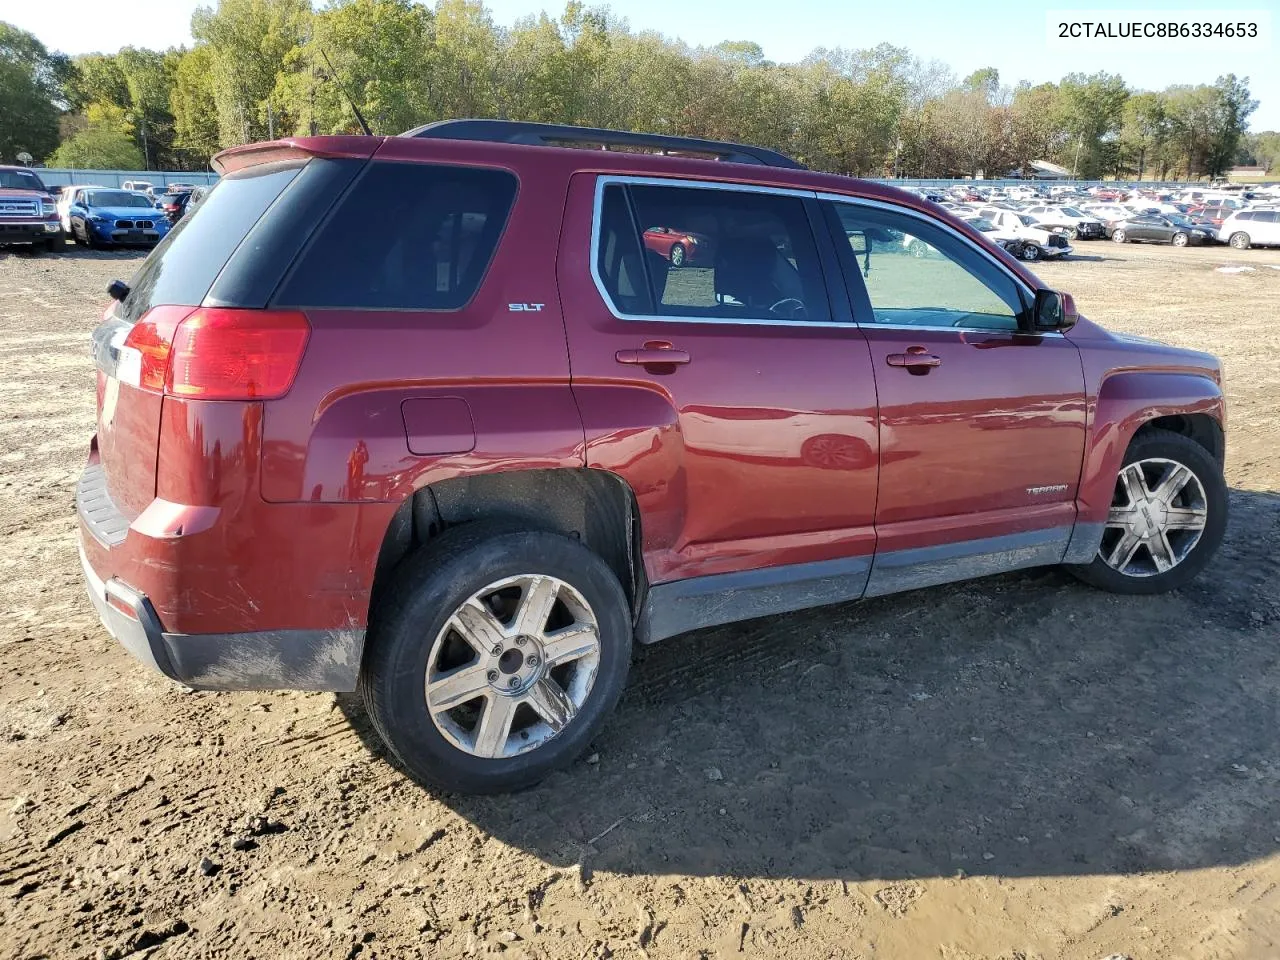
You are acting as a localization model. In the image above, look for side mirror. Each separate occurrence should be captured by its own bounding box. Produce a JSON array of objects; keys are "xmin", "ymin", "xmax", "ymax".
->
[
  {"xmin": 1033, "ymin": 289, "xmax": 1077, "ymax": 332},
  {"xmin": 106, "ymin": 279, "xmax": 130, "ymax": 302}
]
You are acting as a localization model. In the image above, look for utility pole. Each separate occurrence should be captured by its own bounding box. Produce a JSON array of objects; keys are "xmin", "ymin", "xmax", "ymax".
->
[
  {"xmin": 1072, "ymin": 135, "xmax": 1083, "ymax": 180},
  {"xmin": 267, "ymin": 102, "xmax": 275, "ymax": 140}
]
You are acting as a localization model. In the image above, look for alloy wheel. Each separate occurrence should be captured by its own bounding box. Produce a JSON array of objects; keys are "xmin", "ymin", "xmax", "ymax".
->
[
  {"xmin": 424, "ymin": 574, "xmax": 601, "ymax": 759},
  {"xmin": 1099, "ymin": 457, "xmax": 1207, "ymax": 577}
]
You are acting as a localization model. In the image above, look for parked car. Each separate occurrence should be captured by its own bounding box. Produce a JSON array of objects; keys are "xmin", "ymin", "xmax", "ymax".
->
[
  {"xmin": 0, "ymin": 165, "xmax": 66, "ymax": 252},
  {"xmin": 1218, "ymin": 209, "xmax": 1280, "ymax": 249},
  {"xmin": 56, "ymin": 184, "xmax": 103, "ymax": 232},
  {"xmin": 1186, "ymin": 204, "xmax": 1234, "ymax": 226},
  {"xmin": 641, "ymin": 225, "xmax": 712, "ymax": 266},
  {"xmin": 977, "ymin": 209, "xmax": 1073, "ymax": 260},
  {"xmin": 120, "ymin": 180, "xmax": 154, "ymax": 194},
  {"xmin": 157, "ymin": 190, "xmax": 191, "ymax": 225},
  {"xmin": 1022, "ymin": 205, "xmax": 1106, "ymax": 240},
  {"xmin": 78, "ymin": 121, "xmax": 1228, "ymax": 795},
  {"xmin": 67, "ymin": 188, "xmax": 171, "ymax": 247},
  {"xmin": 1107, "ymin": 214, "xmax": 1212, "ymax": 246}
]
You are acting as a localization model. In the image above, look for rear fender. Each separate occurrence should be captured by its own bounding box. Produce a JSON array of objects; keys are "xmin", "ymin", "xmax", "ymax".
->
[{"xmin": 1077, "ymin": 372, "xmax": 1224, "ymax": 524}]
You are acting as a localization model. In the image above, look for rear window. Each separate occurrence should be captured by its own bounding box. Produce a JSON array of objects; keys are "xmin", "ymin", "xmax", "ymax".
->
[
  {"xmin": 274, "ymin": 161, "xmax": 517, "ymax": 311},
  {"xmin": 120, "ymin": 161, "xmax": 303, "ymax": 323}
]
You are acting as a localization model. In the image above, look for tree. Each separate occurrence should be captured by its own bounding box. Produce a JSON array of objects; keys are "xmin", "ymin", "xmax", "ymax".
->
[
  {"xmin": 192, "ymin": 0, "xmax": 312, "ymax": 146},
  {"xmin": 0, "ymin": 22, "xmax": 66, "ymax": 163},
  {"xmin": 1204, "ymin": 75, "xmax": 1257, "ymax": 177},
  {"xmin": 1119, "ymin": 91, "xmax": 1166, "ymax": 178},
  {"xmin": 48, "ymin": 103, "xmax": 144, "ymax": 168},
  {"xmin": 1057, "ymin": 72, "xmax": 1128, "ymax": 178},
  {"xmin": 172, "ymin": 46, "xmax": 221, "ymax": 162}
]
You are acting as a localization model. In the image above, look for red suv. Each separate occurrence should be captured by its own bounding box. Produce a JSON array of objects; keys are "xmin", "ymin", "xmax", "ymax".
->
[{"xmin": 78, "ymin": 121, "xmax": 1228, "ymax": 794}]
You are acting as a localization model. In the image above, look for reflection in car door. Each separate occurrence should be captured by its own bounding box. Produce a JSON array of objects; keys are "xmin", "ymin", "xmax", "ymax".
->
[{"xmin": 820, "ymin": 198, "xmax": 1087, "ymax": 594}]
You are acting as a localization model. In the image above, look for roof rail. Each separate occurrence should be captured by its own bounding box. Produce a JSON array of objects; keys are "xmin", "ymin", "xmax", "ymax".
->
[{"xmin": 400, "ymin": 119, "xmax": 805, "ymax": 169}]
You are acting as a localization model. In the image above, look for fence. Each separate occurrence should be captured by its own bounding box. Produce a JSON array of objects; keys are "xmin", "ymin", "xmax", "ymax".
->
[{"xmin": 32, "ymin": 168, "xmax": 221, "ymax": 189}]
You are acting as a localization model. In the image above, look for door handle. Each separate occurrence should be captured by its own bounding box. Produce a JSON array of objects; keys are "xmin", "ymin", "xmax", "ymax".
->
[
  {"xmin": 615, "ymin": 341, "xmax": 691, "ymax": 366},
  {"xmin": 886, "ymin": 346, "xmax": 942, "ymax": 370}
]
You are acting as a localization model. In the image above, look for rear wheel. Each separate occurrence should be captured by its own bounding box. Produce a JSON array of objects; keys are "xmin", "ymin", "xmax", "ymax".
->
[
  {"xmin": 909, "ymin": 239, "xmax": 929, "ymax": 258},
  {"xmin": 360, "ymin": 525, "xmax": 632, "ymax": 794},
  {"xmin": 1229, "ymin": 231, "xmax": 1251, "ymax": 250},
  {"xmin": 1067, "ymin": 429, "xmax": 1226, "ymax": 595}
]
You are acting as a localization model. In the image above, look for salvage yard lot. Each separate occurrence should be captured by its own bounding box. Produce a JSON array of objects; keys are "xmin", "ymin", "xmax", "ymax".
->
[{"xmin": 2, "ymin": 242, "xmax": 1279, "ymax": 959}]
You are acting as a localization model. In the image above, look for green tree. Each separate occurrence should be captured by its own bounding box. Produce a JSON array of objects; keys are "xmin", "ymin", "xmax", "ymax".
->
[
  {"xmin": 1119, "ymin": 91, "xmax": 1167, "ymax": 178},
  {"xmin": 0, "ymin": 22, "xmax": 65, "ymax": 163},
  {"xmin": 172, "ymin": 46, "xmax": 221, "ymax": 162},
  {"xmin": 1204, "ymin": 74, "xmax": 1256, "ymax": 177},
  {"xmin": 192, "ymin": 0, "xmax": 311, "ymax": 147},
  {"xmin": 48, "ymin": 103, "xmax": 144, "ymax": 168},
  {"xmin": 1057, "ymin": 71, "xmax": 1129, "ymax": 178}
]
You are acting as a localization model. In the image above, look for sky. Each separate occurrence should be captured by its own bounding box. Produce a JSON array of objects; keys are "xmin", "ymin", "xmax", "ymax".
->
[{"xmin": 4, "ymin": 0, "xmax": 1276, "ymax": 129}]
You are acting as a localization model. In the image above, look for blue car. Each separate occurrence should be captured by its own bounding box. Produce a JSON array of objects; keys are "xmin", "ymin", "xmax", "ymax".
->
[{"xmin": 67, "ymin": 188, "xmax": 171, "ymax": 248}]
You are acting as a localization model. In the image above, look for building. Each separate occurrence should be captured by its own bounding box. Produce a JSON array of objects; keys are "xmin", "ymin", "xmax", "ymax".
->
[
  {"xmin": 1007, "ymin": 159, "xmax": 1072, "ymax": 180},
  {"xmin": 1226, "ymin": 165, "xmax": 1268, "ymax": 182}
]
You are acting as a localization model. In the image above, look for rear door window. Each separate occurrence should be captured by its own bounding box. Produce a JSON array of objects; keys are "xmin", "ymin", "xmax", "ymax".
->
[
  {"xmin": 597, "ymin": 182, "xmax": 831, "ymax": 324},
  {"xmin": 274, "ymin": 161, "xmax": 517, "ymax": 311},
  {"xmin": 120, "ymin": 161, "xmax": 303, "ymax": 323}
]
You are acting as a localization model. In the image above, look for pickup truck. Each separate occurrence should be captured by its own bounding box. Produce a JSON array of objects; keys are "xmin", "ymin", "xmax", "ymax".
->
[
  {"xmin": 0, "ymin": 166, "xmax": 66, "ymax": 252},
  {"xmin": 977, "ymin": 208, "xmax": 1073, "ymax": 262}
]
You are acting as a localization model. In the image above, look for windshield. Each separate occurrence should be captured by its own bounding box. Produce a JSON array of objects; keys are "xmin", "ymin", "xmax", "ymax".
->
[
  {"xmin": 0, "ymin": 169, "xmax": 46, "ymax": 192},
  {"xmin": 1016, "ymin": 214, "xmax": 1036, "ymax": 226},
  {"xmin": 965, "ymin": 218, "xmax": 996, "ymax": 232},
  {"xmin": 1059, "ymin": 207, "xmax": 1084, "ymax": 217},
  {"xmin": 85, "ymin": 191, "xmax": 153, "ymax": 208}
]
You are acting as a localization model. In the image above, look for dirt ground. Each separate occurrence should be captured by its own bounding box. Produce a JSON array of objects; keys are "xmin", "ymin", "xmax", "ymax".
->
[{"xmin": 1, "ymin": 240, "xmax": 1279, "ymax": 960}]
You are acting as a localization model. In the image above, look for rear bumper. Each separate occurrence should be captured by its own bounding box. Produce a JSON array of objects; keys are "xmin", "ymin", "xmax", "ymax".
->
[
  {"xmin": 76, "ymin": 444, "xmax": 371, "ymax": 691},
  {"xmin": 80, "ymin": 540, "xmax": 365, "ymax": 691},
  {"xmin": 79, "ymin": 540, "xmax": 365, "ymax": 691}
]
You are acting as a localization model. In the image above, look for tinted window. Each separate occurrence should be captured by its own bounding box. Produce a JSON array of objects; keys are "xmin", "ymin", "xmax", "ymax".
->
[
  {"xmin": 276, "ymin": 162, "xmax": 516, "ymax": 310},
  {"xmin": 596, "ymin": 185, "xmax": 652, "ymax": 315},
  {"xmin": 0, "ymin": 169, "xmax": 45, "ymax": 191},
  {"xmin": 827, "ymin": 202, "xmax": 1026, "ymax": 332},
  {"xmin": 85, "ymin": 191, "xmax": 153, "ymax": 208},
  {"xmin": 601, "ymin": 183, "xmax": 829, "ymax": 324},
  {"xmin": 1258, "ymin": 211, "xmax": 1279, "ymax": 223},
  {"xmin": 1236, "ymin": 211, "xmax": 1256, "ymax": 221},
  {"xmin": 120, "ymin": 161, "xmax": 303, "ymax": 323}
]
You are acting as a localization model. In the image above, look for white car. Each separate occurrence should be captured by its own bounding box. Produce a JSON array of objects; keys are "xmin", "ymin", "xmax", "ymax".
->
[
  {"xmin": 120, "ymin": 180, "xmax": 154, "ymax": 194},
  {"xmin": 1021, "ymin": 205, "xmax": 1107, "ymax": 240},
  {"xmin": 55, "ymin": 185, "xmax": 102, "ymax": 232},
  {"xmin": 977, "ymin": 210, "xmax": 1073, "ymax": 261},
  {"xmin": 1218, "ymin": 209, "xmax": 1280, "ymax": 249}
]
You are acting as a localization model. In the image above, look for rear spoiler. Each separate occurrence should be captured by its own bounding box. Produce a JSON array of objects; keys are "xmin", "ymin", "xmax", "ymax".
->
[{"xmin": 212, "ymin": 137, "xmax": 383, "ymax": 175}]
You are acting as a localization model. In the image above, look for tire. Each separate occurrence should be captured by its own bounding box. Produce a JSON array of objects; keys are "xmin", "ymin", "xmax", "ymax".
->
[
  {"xmin": 669, "ymin": 243, "xmax": 686, "ymax": 268},
  {"xmin": 360, "ymin": 524, "xmax": 632, "ymax": 794},
  {"xmin": 1066, "ymin": 429, "xmax": 1227, "ymax": 595},
  {"xmin": 1019, "ymin": 243, "xmax": 1041, "ymax": 262},
  {"xmin": 46, "ymin": 232, "xmax": 67, "ymax": 253},
  {"xmin": 909, "ymin": 239, "xmax": 929, "ymax": 258},
  {"xmin": 1229, "ymin": 232, "xmax": 1250, "ymax": 250},
  {"xmin": 1171, "ymin": 232, "xmax": 1189, "ymax": 247},
  {"xmin": 1112, "ymin": 229, "xmax": 1127, "ymax": 243}
]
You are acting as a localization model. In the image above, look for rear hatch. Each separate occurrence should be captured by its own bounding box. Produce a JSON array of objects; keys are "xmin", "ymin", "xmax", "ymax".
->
[{"xmin": 89, "ymin": 140, "xmax": 377, "ymax": 524}]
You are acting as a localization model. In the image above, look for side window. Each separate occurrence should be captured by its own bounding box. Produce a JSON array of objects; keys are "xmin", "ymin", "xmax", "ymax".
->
[
  {"xmin": 598, "ymin": 182, "xmax": 831, "ymax": 324},
  {"xmin": 1236, "ymin": 211, "xmax": 1256, "ymax": 221},
  {"xmin": 596, "ymin": 185, "xmax": 653, "ymax": 316},
  {"xmin": 1256, "ymin": 211, "xmax": 1277, "ymax": 223},
  {"xmin": 825, "ymin": 201, "xmax": 1027, "ymax": 332},
  {"xmin": 276, "ymin": 161, "xmax": 516, "ymax": 310}
]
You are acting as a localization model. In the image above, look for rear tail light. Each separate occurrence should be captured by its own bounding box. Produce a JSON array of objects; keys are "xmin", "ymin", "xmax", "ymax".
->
[{"xmin": 121, "ymin": 307, "xmax": 309, "ymax": 400}]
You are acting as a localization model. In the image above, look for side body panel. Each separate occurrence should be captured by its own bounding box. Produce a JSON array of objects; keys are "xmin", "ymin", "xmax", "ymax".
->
[
  {"xmin": 557, "ymin": 173, "xmax": 882, "ymax": 585},
  {"xmin": 259, "ymin": 138, "xmax": 585, "ymax": 506}
]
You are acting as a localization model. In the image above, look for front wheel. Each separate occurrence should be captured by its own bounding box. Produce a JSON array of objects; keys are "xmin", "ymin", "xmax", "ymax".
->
[
  {"xmin": 46, "ymin": 232, "xmax": 67, "ymax": 253},
  {"xmin": 1019, "ymin": 243, "xmax": 1041, "ymax": 262},
  {"xmin": 360, "ymin": 525, "xmax": 632, "ymax": 794},
  {"xmin": 669, "ymin": 243, "xmax": 686, "ymax": 267},
  {"xmin": 1066, "ymin": 429, "xmax": 1226, "ymax": 595},
  {"xmin": 1171, "ymin": 232, "xmax": 1189, "ymax": 247},
  {"xmin": 1112, "ymin": 229, "xmax": 1127, "ymax": 243}
]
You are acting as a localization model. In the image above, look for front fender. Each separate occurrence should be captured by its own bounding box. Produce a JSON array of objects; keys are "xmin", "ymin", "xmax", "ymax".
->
[{"xmin": 1077, "ymin": 371, "xmax": 1224, "ymax": 524}]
